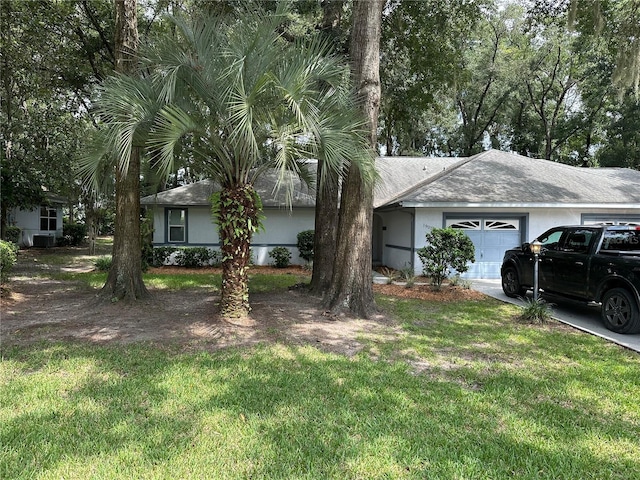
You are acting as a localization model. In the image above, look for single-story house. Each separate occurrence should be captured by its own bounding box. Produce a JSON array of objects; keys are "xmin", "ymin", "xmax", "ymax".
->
[
  {"xmin": 141, "ymin": 149, "xmax": 640, "ymax": 279},
  {"xmin": 7, "ymin": 192, "xmax": 66, "ymax": 247},
  {"xmin": 141, "ymin": 169, "xmax": 316, "ymax": 265}
]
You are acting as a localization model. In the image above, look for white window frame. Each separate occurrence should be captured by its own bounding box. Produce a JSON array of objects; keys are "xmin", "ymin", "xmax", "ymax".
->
[
  {"xmin": 167, "ymin": 208, "xmax": 187, "ymax": 243},
  {"xmin": 40, "ymin": 206, "xmax": 57, "ymax": 231}
]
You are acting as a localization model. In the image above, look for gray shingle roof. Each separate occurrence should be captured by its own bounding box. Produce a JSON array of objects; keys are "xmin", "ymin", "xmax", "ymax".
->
[
  {"xmin": 373, "ymin": 156, "xmax": 462, "ymax": 208},
  {"xmin": 141, "ymin": 169, "xmax": 316, "ymax": 208},
  {"xmin": 395, "ymin": 150, "xmax": 640, "ymax": 206},
  {"xmin": 141, "ymin": 150, "xmax": 640, "ymax": 208}
]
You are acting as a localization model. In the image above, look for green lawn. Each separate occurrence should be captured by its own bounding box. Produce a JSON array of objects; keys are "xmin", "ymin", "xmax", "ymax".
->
[
  {"xmin": 44, "ymin": 271, "xmax": 308, "ymax": 292},
  {"xmin": 2, "ymin": 292, "xmax": 639, "ymax": 479}
]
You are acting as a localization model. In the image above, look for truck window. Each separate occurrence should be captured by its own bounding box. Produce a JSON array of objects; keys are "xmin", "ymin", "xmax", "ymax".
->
[
  {"xmin": 601, "ymin": 230, "xmax": 640, "ymax": 252},
  {"xmin": 537, "ymin": 230, "xmax": 563, "ymax": 251},
  {"xmin": 564, "ymin": 229, "xmax": 596, "ymax": 253}
]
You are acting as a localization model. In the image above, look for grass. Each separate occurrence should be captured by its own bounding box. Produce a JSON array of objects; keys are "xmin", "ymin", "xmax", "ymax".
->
[
  {"xmin": 43, "ymin": 271, "xmax": 307, "ymax": 292},
  {"xmin": 3, "ymin": 245, "xmax": 640, "ymax": 478},
  {"xmin": 3, "ymin": 302, "xmax": 639, "ymax": 479},
  {"xmin": 24, "ymin": 239, "xmax": 308, "ymax": 292}
]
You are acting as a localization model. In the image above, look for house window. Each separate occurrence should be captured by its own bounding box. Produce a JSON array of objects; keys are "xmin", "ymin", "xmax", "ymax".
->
[
  {"xmin": 168, "ymin": 209, "xmax": 187, "ymax": 243},
  {"xmin": 40, "ymin": 207, "xmax": 57, "ymax": 231}
]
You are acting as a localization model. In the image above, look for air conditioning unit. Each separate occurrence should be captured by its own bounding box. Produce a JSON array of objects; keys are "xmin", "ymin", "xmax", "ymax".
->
[{"xmin": 33, "ymin": 235, "xmax": 55, "ymax": 248}]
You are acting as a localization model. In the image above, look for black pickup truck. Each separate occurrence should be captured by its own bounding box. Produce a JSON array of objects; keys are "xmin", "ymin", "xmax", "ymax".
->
[{"xmin": 501, "ymin": 225, "xmax": 640, "ymax": 334}]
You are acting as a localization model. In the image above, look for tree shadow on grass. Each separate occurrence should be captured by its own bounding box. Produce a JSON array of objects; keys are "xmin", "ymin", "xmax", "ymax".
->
[{"xmin": 2, "ymin": 341, "xmax": 639, "ymax": 478}]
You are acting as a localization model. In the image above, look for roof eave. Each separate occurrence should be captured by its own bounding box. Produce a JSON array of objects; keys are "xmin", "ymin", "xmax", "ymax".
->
[{"xmin": 398, "ymin": 202, "xmax": 640, "ymax": 209}]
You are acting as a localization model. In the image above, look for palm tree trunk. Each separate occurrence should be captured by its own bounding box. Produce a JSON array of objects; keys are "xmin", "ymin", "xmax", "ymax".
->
[{"xmin": 218, "ymin": 183, "xmax": 260, "ymax": 319}]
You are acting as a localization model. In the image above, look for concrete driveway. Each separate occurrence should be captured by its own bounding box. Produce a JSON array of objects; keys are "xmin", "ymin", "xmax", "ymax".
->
[{"xmin": 471, "ymin": 279, "xmax": 640, "ymax": 353}]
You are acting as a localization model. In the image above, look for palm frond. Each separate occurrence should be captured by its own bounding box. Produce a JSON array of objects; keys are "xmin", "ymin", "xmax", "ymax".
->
[{"xmin": 147, "ymin": 104, "xmax": 201, "ymax": 180}]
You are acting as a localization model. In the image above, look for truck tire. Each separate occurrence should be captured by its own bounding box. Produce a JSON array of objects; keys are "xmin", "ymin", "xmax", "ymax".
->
[
  {"xmin": 501, "ymin": 266, "xmax": 527, "ymax": 298},
  {"xmin": 601, "ymin": 288, "xmax": 640, "ymax": 334}
]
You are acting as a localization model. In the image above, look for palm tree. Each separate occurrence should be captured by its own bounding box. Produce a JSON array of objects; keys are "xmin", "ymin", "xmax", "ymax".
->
[{"xmin": 81, "ymin": 4, "xmax": 373, "ymax": 320}]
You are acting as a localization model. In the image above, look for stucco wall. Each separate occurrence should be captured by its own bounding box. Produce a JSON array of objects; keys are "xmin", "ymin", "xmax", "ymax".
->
[
  {"xmin": 376, "ymin": 209, "xmax": 414, "ymax": 270},
  {"xmin": 148, "ymin": 205, "xmax": 315, "ymax": 265}
]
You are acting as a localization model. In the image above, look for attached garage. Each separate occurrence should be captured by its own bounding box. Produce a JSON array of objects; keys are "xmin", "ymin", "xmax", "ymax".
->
[
  {"xmin": 376, "ymin": 150, "xmax": 640, "ymax": 279},
  {"xmin": 445, "ymin": 217, "xmax": 524, "ymax": 279}
]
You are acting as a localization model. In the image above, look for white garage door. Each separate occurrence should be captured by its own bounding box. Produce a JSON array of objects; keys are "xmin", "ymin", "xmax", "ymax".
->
[{"xmin": 446, "ymin": 218, "xmax": 522, "ymax": 279}]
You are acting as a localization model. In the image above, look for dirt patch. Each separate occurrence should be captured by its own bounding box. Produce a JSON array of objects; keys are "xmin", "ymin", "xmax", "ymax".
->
[{"xmin": 1, "ymin": 251, "xmax": 485, "ymax": 355}]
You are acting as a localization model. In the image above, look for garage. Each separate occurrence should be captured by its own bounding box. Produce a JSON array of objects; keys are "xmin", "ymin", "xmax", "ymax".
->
[
  {"xmin": 374, "ymin": 150, "xmax": 640, "ymax": 279},
  {"xmin": 446, "ymin": 217, "xmax": 523, "ymax": 279}
]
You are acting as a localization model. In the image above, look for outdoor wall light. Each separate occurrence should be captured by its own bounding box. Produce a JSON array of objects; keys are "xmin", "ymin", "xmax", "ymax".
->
[{"xmin": 531, "ymin": 240, "xmax": 543, "ymax": 301}]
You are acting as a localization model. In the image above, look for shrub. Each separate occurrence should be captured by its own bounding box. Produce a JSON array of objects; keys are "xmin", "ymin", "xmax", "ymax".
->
[
  {"xmin": 417, "ymin": 227, "xmax": 475, "ymax": 288},
  {"xmin": 151, "ymin": 247, "xmax": 179, "ymax": 267},
  {"xmin": 175, "ymin": 247, "xmax": 211, "ymax": 268},
  {"xmin": 5, "ymin": 226, "xmax": 21, "ymax": 244},
  {"xmin": 268, "ymin": 246, "xmax": 291, "ymax": 268},
  {"xmin": 62, "ymin": 223, "xmax": 87, "ymax": 246},
  {"xmin": 94, "ymin": 256, "xmax": 112, "ymax": 272},
  {"xmin": 0, "ymin": 240, "xmax": 18, "ymax": 284},
  {"xmin": 518, "ymin": 298, "xmax": 554, "ymax": 324},
  {"xmin": 56, "ymin": 235, "xmax": 72, "ymax": 247},
  {"xmin": 296, "ymin": 230, "xmax": 314, "ymax": 262},
  {"xmin": 209, "ymin": 249, "xmax": 222, "ymax": 267}
]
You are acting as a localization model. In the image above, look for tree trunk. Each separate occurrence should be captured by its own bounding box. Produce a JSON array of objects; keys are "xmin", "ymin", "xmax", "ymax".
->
[
  {"xmin": 103, "ymin": 147, "xmax": 148, "ymax": 300},
  {"xmin": 1, "ymin": 0, "xmax": 12, "ymax": 241},
  {"xmin": 102, "ymin": 0, "xmax": 148, "ymax": 301},
  {"xmin": 324, "ymin": 0, "xmax": 383, "ymax": 318},
  {"xmin": 218, "ymin": 183, "xmax": 261, "ymax": 320},
  {"xmin": 83, "ymin": 194, "xmax": 97, "ymax": 255},
  {"xmin": 310, "ymin": 0, "xmax": 346, "ymax": 295},
  {"xmin": 310, "ymin": 159, "xmax": 339, "ymax": 295}
]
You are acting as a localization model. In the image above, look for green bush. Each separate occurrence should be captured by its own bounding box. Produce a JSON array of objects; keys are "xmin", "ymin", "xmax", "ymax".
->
[
  {"xmin": 175, "ymin": 247, "xmax": 212, "ymax": 268},
  {"xmin": 5, "ymin": 226, "xmax": 21, "ymax": 244},
  {"xmin": 0, "ymin": 240, "xmax": 18, "ymax": 284},
  {"xmin": 151, "ymin": 246, "xmax": 179, "ymax": 267},
  {"xmin": 296, "ymin": 230, "xmax": 314, "ymax": 262},
  {"xmin": 150, "ymin": 246, "xmax": 219, "ymax": 268},
  {"xmin": 209, "ymin": 249, "xmax": 222, "ymax": 267},
  {"xmin": 417, "ymin": 227, "xmax": 475, "ymax": 289},
  {"xmin": 94, "ymin": 256, "xmax": 112, "ymax": 272},
  {"xmin": 62, "ymin": 223, "xmax": 87, "ymax": 247},
  {"xmin": 268, "ymin": 246, "xmax": 291, "ymax": 268}
]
